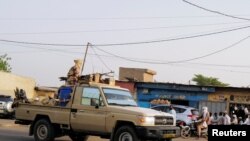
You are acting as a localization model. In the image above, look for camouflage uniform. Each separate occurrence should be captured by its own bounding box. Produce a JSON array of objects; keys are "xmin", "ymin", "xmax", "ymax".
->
[{"xmin": 67, "ymin": 65, "xmax": 80, "ymax": 85}]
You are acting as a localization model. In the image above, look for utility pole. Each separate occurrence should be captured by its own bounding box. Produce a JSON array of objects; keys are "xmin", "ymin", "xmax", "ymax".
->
[{"xmin": 80, "ymin": 42, "xmax": 91, "ymax": 75}]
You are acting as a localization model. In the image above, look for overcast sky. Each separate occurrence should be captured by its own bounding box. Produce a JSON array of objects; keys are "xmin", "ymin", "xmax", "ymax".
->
[{"xmin": 1, "ymin": 0, "xmax": 250, "ymax": 87}]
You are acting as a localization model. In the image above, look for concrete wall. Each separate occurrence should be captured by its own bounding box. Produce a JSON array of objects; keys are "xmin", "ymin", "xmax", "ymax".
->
[
  {"xmin": 0, "ymin": 71, "xmax": 36, "ymax": 98},
  {"xmin": 143, "ymin": 73, "xmax": 154, "ymax": 82}
]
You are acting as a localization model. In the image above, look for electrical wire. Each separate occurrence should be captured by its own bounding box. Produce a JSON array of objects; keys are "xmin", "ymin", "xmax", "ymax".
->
[
  {"xmin": 0, "ymin": 42, "xmax": 83, "ymax": 53},
  {"xmin": 168, "ymin": 63, "xmax": 250, "ymax": 74},
  {"xmin": 93, "ymin": 35, "xmax": 250, "ymax": 64},
  {"xmin": 2, "ymin": 38, "xmax": 250, "ymax": 69},
  {"xmin": 1, "ymin": 15, "xmax": 250, "ymax": 21},
  {"xmin": 0, "ymin": 21, "xmax": 247, "ymax": 35},
  {"xmin": 182, "ymin": 0, "xmax": 250, "ymax": 21},
  {"xmin": 2, "ymin": 46, "xmax": 250, "ymax": 69},
  {"xmin": 90, "ymin": 45, "xmax": 113, "ymax": 71},
  {"xmin": 0, "ymin": 25, "xmax": 250, "ymax": 47}
]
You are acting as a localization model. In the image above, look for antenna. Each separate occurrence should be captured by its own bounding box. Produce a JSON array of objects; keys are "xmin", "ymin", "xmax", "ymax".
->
[{"xmin": 80, "ymin": 42, "xmax": 91, "ymax": 75}]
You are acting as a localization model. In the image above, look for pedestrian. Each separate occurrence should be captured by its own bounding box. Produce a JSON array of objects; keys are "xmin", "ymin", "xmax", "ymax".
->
[
  {"xmin": 169, "ymin": 105, "xmax": 176, "ymax": 119},
  {"xmin": 244, "ymin": 106, "xmax": 249, "ymax": 115},
  {"xmin": 217, "ymin": 112, "xmax": 224, "ymax": 125},
  {"xmin": 66, "ymin": 59, "xmax": 83, "ymax": 85},
  {"xmin": 207, "ymin": 112, "xmax": 213, "ymax": 125},
  {"xmin": 238, "ymin": 117, "xmax": 244, "ymax": 125},
  {"xmin": 211, "ymin": 112, "xmax": 218, "ymax": 125},
  {"xmin": 243, "ymin": 114, "xmax": 250, "ymax": 125},
  {"xmin": 231, "ymin": 114, "xmax": 238, "ymax": 125},
  {"xmin": 223, "ymin": 111, "xmax": 231, "ymax": 125}
]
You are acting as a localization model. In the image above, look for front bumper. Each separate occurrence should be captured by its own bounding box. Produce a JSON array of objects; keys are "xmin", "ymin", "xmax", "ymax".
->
[{"xmin": 136, "ymin": 126, "xmax": 180, "ymax": 140}]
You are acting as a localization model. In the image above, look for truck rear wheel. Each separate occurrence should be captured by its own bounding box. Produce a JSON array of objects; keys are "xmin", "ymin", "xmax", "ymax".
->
[
  {"xmin": 114, "ymin": 126, "xmax": 140, "ymax": 141},
  {"xmin": 33, "ymin": 119, "xmax": 55, "ymax": 141}
]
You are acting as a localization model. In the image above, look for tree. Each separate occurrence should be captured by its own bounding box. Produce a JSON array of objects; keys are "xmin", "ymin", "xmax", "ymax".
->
[
  {"xmin": 192, "ymin": 74, "xmax": 229, "ymax": 87},
  {"xmin": 0, "ymin": 54, "xmax": 12, "ymax": 72}
]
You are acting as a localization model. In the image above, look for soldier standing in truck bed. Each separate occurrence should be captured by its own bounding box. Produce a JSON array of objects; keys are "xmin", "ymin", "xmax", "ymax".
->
[{"xmin": 66, "ymin": 59, "xmax": 83, "ymax": 85}]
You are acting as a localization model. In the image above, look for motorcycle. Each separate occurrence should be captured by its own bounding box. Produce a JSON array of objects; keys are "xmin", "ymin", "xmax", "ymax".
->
[{"xmin": 179, "ymin": 120, "xmax": 208, "ymax": 139}]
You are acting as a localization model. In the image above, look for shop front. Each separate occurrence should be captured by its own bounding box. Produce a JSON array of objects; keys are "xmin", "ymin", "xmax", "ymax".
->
[
  {"xmin": 136, "ymin": 82, "xmax": 215, "ymax": 109},
  {"xmin": 209, "ymin": 87, "xmax": 250, "ymax": 118}
]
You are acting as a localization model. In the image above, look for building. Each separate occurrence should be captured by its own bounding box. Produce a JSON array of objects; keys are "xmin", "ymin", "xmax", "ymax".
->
[
  {"xmin": 0, "ymin": 71, "xmax": 36, "ymax": 98},
  {"xmin": 209, "ymin": 86, "xmax": 250, "ymax": 115},
  {"xmin": 119, "ymin": 67, "xmax": 156, "ymax": 82},
  {"xmin": 115, "ymin": 80, "xmax": 136, "ymax": 99}
]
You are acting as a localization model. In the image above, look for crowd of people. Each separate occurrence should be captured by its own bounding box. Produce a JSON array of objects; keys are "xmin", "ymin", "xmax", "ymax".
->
[
  {"xmin": 204, "ymin": 104, "xmax": 250, "ymax": 125},
  {"xmin": 194, "ymin": 106, "xmax": 250, "ymax": 139},
  {"xmin": 208, "ymin": 111, "xmax": 250, "ymax": 125}
]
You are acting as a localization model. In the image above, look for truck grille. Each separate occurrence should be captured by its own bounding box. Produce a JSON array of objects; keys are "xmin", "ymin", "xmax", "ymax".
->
[{"xmin": 155, "ymin": 116, "xmax": 173, "ymax": 125}]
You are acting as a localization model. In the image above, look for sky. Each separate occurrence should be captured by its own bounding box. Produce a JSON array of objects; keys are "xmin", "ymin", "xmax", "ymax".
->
[{"xmin": 0, "ymin": 0, "xmax": 250, "ymax": 87}]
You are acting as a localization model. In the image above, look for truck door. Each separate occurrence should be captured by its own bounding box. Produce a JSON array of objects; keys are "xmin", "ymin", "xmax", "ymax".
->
[{"xmin": 70, "ymin": 87, "xmax": 107, "ymax": 132}]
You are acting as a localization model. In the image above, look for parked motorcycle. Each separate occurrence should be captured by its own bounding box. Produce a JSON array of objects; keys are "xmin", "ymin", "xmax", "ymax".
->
[{"xmin": 179, "ymin": 120, "xmax": 208, "ymax": 139}]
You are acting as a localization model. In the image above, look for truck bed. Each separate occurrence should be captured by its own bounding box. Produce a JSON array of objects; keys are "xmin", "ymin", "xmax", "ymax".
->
[{"xmin": 15, "ymin": 103, "xmax": 71, "ymax": 125}]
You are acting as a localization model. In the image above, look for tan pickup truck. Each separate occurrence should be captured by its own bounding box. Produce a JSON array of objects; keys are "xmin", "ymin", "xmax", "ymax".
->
[{"xmin": 15, "ymin": 82, "xmax": 180, "ymax": 141}]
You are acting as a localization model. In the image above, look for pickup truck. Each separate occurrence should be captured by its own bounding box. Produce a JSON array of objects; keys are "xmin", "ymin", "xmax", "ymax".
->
[{"xmin": 15, "ymin": 82, "xmax": 180, "ymax": 141}]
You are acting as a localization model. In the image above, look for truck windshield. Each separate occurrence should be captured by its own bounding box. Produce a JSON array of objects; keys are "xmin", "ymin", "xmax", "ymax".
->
[{"xmin": 103, "ymin": 88, "xmax": 137, "ymax": 107}]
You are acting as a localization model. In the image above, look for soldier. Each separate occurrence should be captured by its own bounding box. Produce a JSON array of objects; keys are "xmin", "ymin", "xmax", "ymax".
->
[{"xmin": 66, "ymin": 59, "xmax": 83, "ymax": 85}]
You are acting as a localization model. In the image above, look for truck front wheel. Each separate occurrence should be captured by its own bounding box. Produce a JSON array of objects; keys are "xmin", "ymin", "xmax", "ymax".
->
[
  {"xmin": 33, "ymin": 119, "xmax": 55, "ymax": 141},
  {"xmin": 114, "ymin": 126, "xmax": 140, "ymax": 141}
]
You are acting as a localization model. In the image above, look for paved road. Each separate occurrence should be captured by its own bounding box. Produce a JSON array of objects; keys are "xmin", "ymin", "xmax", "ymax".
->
[{"xmin": 0, "ymin": 119, "xmax": 206, "ymax": 141}]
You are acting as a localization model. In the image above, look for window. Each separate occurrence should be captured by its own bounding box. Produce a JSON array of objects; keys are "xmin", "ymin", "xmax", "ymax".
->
[
  {"xmin": 152, "ymin": 106, "xmax": 170, "ymax": 112},
  {"xmin": 81, "ymin": 87, "xmax": 102, "ymax": 106},
  {"xmin": 191, "ymin": 109, "xmax": 199, "ymax": 116},
  {"xmin": 103, "ymin": 88, "xmax": 137, "ymax": 106},
  {"xmin": 152, "ymin": 106, "xmax": 165, "ymax": 112},
  {"xmin": 174, "ymin": 107, "xmax": 186, "ymax": 113}
]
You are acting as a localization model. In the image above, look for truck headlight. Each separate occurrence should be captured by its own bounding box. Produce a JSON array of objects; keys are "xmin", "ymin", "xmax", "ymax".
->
[{"xmin": 138, "ymin": 116, "xmax": 155, "ymax": 126}]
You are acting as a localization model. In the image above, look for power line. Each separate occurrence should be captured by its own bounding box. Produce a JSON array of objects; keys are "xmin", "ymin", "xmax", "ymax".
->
[
  {"xmin": 2, "ymin": 45, "xmax": 250, "ymax": 69},
  {"xmin": 182, "ymin": 0, "xmax": 250, "ymax": 21},
  {"xmin": 169, "ymin": 63, "xmax": 250, "ymax": 74},
  {"xmin": 1, "ymin": 15, "xmax": 250, "ymax": 21},
  {"xmin": 0, "ymin": 42, "xmax": 83, "ymax": 53},
  {"xmin": 2, "ymin": 40, "xmax": 250, "ymax": 72},
  {"xmin": 182, "ymin": 62, "xmax": 250, "ymax": 69},
  {"xmin": 91, "ymin": 47, "xmax": 250, "ymax": 75},
  {"xmin": 0, "ymin": 25, "xmax": 250, "ymax": 47},
  {"xmin": 171, "ymin": 35, "xmax": 250, "ymax": 63},
  {"xmin": 0, "ymin": 21, "xmax": 247, "ymax": 35},
  {"xmin": 94, "ymin": 54, "xmax": 250, "ymax": 69},
  {"xmin": 94, "ymin": 25, "xmax": 250, "ymax": 46},
  {"xmin": 93, "ymin": 35, "xmax": 250, "ymax": 64},
  {"xmin": 90, "ymin": 45, "xmax": 113, "ymax": 71}
]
